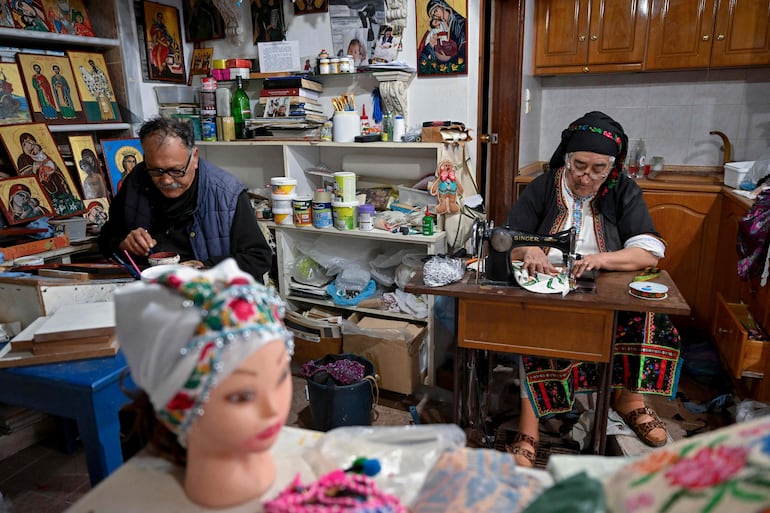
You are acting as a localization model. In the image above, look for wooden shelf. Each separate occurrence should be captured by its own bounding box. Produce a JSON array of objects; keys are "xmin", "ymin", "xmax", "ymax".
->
[
  {"xmin": 49, "ymin": 123, "xmax": 131, "ymax": 133},
  {"xmin": 0, "ymin": 28, "xmax": 119, "ymax": 49}
]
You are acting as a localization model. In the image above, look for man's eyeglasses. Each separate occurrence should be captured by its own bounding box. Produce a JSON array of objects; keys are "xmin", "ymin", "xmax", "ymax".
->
[{"xmin": 146, "ymin": 150, "xmax": 192, "ymax": 178}]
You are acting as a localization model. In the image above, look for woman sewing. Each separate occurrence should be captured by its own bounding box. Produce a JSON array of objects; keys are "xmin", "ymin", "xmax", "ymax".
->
[{"xmin": 506, "ymin": 111, "xmax": 681, "ymax": 466}]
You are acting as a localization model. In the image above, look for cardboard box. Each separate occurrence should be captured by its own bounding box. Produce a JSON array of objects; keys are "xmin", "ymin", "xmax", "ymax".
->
[
  {"xmin": 285, "ymin": 310, "xmax": 342, "ymax": 365},
  {"xmin": 0, "ymin": 235, "xmax": 69, "ymax": 262},
  {"xmin": 343, "ymin": 313, "xmax": 426, "ymax": 395},
  {"xmin": 421, "ymin": 121, "xmax": 470, "ymax": 143}
]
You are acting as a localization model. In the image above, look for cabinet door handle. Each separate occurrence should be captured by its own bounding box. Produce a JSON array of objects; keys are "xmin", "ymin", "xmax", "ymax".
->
[
  {"xmin": 716, "ymin": 33, "xmax": 725, "ymax": 41},
  {"xmin": 579, "ymin": 35, "xmax": 586, "ymax": 42},
  {"xmin": 582, "ymin": 66, "xmax": 589, "ymax": 73},
  {"xmin": 718, "ymin": 328, "xmax": 731, "ymax": 334},
  {"xmin": 702, "ymin": 34, "xmax": 710, "ymax": 41},
  {"xmin": 590, "ymin": 34, "xmax": 598, "ymax": 41}
]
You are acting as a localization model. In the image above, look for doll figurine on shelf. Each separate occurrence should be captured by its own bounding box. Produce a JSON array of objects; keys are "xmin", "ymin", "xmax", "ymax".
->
[
  {"xmin": 114, "ymin": 258, "xmax": 294, "ymax": 509},
  {"xmin": 430, "ymin": 159, "xmax": 464, "ymax": 215}
]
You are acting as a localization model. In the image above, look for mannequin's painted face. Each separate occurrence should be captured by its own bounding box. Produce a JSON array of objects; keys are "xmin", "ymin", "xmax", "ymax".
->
[{"xmin": 185, "ymin": 340, "xmax": 292, "ymax": 455}]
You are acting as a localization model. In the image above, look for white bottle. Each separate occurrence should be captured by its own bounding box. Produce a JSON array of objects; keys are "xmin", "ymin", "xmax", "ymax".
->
[{"xmin": 393, "ymin": 115, "xmax": 405, "ymax": 142}]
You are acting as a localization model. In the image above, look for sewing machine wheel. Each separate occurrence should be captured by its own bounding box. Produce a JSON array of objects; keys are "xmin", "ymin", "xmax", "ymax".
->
[{"xmin": 490, "ymin": 229, "xmax": 512, "ymax": 253}]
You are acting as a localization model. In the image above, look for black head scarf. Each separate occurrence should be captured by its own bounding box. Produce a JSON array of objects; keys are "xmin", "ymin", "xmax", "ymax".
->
[{"xmin": 548, "ymin": 111, "xmax": 628, "ymax": 197}]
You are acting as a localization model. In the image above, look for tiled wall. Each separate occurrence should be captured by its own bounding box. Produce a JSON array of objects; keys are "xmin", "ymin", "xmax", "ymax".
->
[{"xmin": 532, "ymin": 68, "xmax": 770, "ymax": 167}]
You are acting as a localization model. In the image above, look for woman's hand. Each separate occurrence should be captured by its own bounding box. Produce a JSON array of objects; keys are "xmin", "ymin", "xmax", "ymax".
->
[
  {"xmin": 119, "ymin": 227, "xmax": 156, "ymax": 257},
  {"xmin": 571, "ymin": 253, "xmax": 607, "ymax": 277},
  {"xmin": 517, "ymin": 247, "xmax": 560, "ymax": 277},
  {"xmin": 573, "ymin": 248, "xmax": 658, "ymax": 277}
]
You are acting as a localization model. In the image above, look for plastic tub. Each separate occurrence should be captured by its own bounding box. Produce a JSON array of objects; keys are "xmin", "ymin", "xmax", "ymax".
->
[
  {"xmin": 273, "ymin": 207, "xmax": 294, "ymax": 225},
  {"xmin": 312, "ymin": 200, "xmax": 333, "ymax": 228},
  {"xmin": 272, "ymin": 192, "xmax": 296, "ymax": 211},
  {"xmin": 333, "ymin": 171, "xmax": 357, "ymax": 203},
  {"xmin": 332, "ymin": 201, "xmax": 357, "ymax": 231},
  {"xmin": 306, "ymin": 353, "xmax": 374, "ymax": 431},
  {"xmin": 271, "ymin": 177, "xmax": 297, "ymax": 196},
  {"xmin": 724, "ymin": 161, "xmax": 754, "ymax": 188},
  {"xmin": 293, "ymin": 196, "xmax": 312, "ymax": 227}
]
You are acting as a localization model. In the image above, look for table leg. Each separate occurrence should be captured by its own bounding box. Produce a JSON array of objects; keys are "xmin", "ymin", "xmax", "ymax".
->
[
  {"xmin": 75, "ymin": 386, "xmax": 129, "ymax": 486},
  {"xmin": 453, "ymin": 346, "xmax": 468, "ymax": 425},
  {"xmin": 593, "ymin": 312, "xmax": 619, "ymax": 455}
]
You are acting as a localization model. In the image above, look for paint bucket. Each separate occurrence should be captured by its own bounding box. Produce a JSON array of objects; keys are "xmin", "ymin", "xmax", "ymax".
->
[
  {"xmin": 332, "ymin": 201, "xmax": 357, "ymax": 231},
  {"xmin": 271, "ymin": 177, "xmax": 297, "ymax": 196},
  {"xmin": 312, "ymin": 200, "xmax": 333, "ymax": 229},
  {"xmin": 333, "ymin": 172, "xmax": 356, "ymax": 203},
  {"xmin": 272, "ymin": 192, "xmax": 296, "ymax": 212},
  {"xmin": 306, "ymin": 353, "xmax": 375, "ymax": 431},
  {"xmin": 273, "ymin": 207, "xmax": 294, "ymax": 226},
  {"xmin": 293, "ymin": 196, "xmax": 312, "ymax": 227},
  {"xmin": 332, "ymin": 111, "xmax": 360, "ymax": 142}
]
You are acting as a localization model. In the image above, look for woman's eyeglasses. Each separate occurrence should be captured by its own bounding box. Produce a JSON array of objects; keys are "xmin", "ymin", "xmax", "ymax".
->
[
  {"xmin": 146, "ymin": 150, "xmax": 192, "ymax": 178},
  {"xmin": 568, "ymin": 158, "xmax": 609, "ymax": 181}
]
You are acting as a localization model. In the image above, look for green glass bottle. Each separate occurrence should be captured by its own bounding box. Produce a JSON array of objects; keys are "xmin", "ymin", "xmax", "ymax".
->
[{"xmin": 231, "ymin": 76, "xmax": 251, "ymax": 139}]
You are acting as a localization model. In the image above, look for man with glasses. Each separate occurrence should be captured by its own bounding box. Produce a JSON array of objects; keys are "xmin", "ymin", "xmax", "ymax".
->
[
  {"xmin": 98, "ymin": 117, "xmax": 273, "ymax": 282},
  {"xmin": 504, "ymin": 111, "xmax": 680, "ymax": 466}
]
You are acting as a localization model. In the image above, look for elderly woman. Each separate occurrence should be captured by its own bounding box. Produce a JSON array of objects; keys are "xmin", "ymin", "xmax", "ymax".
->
[{"xmin": 506, "ymin": 111, "xmax": 681, "ymax": 466}]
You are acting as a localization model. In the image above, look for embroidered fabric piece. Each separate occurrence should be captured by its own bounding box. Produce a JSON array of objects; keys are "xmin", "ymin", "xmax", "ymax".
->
[
  {"xmin": 264, "ymin": 469, "xmax": 406, "ymax": 513},
  {"xmin": 300, "ymin": 358, "xmax": 366, "ymax": 386}
]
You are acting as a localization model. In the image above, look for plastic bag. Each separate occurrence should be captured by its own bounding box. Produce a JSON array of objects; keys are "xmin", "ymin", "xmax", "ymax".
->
[
  {"xmin": 296, "ymin": 237, "xmax": 376, "ymax": 277},
  {"xmin": 735, "ymin": 399, "xmax": 770, "ymax": 422},
  {"xmin": 742, "ymin": 150, "xmax": 770, "ymax": 189},
  {"xmin": 370, "ymin": 249, "xmax": 425, "ymax": 288},
  {"xmin": 310, "ymin": 424, "xmax": 466, "ymax": 506},
  {"xmin": 290, "ymin": 256, "xmax": 330, "ymax": 287},
  {"xmin": 422, "ymin": 254, "xmax": 465, "ymax": 287}
]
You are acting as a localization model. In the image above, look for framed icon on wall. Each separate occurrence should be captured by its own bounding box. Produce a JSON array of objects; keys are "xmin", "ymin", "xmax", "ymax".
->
[
  {"xmin": 0, "ymin": 175, "xmax": 54, "ymax": 225},
  {"xmin": 143, "ymin": 1, "xmax": 187, "ymax": 83},
  {"xmin": 100, "ymin": 138, "xmax": 144, "ymax": 196},
  {"xmin": 16, "ymin": 53, "xmax": 87, "ymax": 124},
  {"xmin": 67, "ymin": 51, "xmax": 122, "ymax": 123},
  {"xmin": 68, "ymin": 135, "xmax": 110, "ymax": 200},
  {"xmin": 0, "ymin": 62, "xmax": 32, "ymax": 126}
]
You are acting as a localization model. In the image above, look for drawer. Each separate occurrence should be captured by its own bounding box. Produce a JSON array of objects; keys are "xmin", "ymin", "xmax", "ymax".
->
[{"xmin": 713, "ymin": 293, "xmax": 770, "ymax": 379}]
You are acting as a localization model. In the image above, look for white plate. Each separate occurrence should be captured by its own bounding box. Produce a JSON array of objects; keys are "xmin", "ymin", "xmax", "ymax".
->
[
  {"xmin": 512, "ymin": 261, "xmax": 569, "ymax": 294},
  {"xmin": 140, "ymin": 264, "xmax": 189, "ymax": 281}
]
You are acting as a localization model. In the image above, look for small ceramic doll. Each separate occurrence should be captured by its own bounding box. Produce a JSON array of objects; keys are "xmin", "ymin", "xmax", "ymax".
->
[
  {"xmin": 114, "ymin": 258, "xmax": 294, "ymax": 508},
  {"xmin": 430, "ymin": 159, "xmax": 464, "ymax": 215}
]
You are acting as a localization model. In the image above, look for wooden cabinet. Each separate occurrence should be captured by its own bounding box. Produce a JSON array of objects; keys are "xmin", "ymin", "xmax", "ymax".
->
[
  {"xmin": 645, "ymin": 0, "xmax": 770, "ymax": 70},
  {"xmin": 643, "ymin": 191, "xmax": 720, "ymax": 325},
  {"xmin": 713, "ymin": 192, "xmax": 752, "ymax": 305},
  {"xmin": 533, "ymin": 0, "xmax": 649, "ymax": 75}
]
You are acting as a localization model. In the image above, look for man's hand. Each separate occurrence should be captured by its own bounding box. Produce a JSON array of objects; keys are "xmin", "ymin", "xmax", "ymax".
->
[{"xmin": 119, "ymin": 227, "xmax": 156, "ymax": 256}]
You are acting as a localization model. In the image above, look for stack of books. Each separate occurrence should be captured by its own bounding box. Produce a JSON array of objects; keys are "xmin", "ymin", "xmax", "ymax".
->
[{"xmin": 258, "ymin": 75, "xmax": 328, "ymax": 124}]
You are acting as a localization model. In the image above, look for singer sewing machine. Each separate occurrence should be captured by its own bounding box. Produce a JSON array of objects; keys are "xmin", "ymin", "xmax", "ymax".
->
[{"xmin": 470, "ymin": 219, "xmax": 578, "ymax": 290}]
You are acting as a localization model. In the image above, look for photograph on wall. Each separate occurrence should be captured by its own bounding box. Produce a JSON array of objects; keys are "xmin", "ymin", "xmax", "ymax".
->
[
  {"xmin": 67, "ymin": 51, "xmax": 121, "ymax": 122},
  {"xmin": 187, "ymin": 47, "xmax": 213, "ymax": 86},
  {"xmin": 16, "ymin": 53, "xmax": 86, "ymax": 124},
  {"xmin": 68, "ymin": 135, "xmax": 109, "ymax": 200},
  {"xmin": 143, "ymin": 1, "xmax": 186, "ymax": 83},
  {"xmin": 0, "ymin": 123, "xmax": 84, "ymax": 216},
  {"xmin": 0, "ymin": 175, "xmax": 54, "ymax": 225},
  {"xmin": 371, "ymin": 24, "xmax": 401, "ymax": 63},
  {"xmin": 100, "ymin": 138, "xmax": 143, "ymax": 196},
  {"xmin": 0, "ymin": 62, "xmax": 32, "ymax": 125},
  {"xmin": 329, "ymin": 0, "xmax": 386, "ymax": 66},
  {"xmin": 182, "ymin": 0, "xmax": 225, "ymax": 42},
  {"xmin": 83, "ymin": 196, "xmax": 109, "ymax": 229},
  {"xmin": 416, "ymin": 0, "xmax": 468, "ymax": 76},
  {"xmin": 292, "ymin": 0, "xmax": 327, "ymax": 15},
  {"xmin": 251, "ymin": 0, "xmax": 285, "ymax": 43},
  {"xmin": 43, "ymin": 0, "xmax": 95, "ymax": 36},
  {"xmin": 10, "ymin": 0, "xmax": 50, "ymax": 31}
]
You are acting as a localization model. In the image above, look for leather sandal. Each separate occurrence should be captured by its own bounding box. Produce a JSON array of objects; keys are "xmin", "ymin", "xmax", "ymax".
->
[
  {"xmin": 617, "ymin": 406, "xmax": 668, "ymax": 448},
  {"xmin": 505, "ymin": 432, "xmax": 537, "ymax": 467}
]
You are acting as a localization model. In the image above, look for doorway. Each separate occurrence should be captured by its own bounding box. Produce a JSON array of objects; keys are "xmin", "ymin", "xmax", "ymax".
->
[{"xmin": 476, "ymin": 0, "xmax": 526, "ymax": 224}]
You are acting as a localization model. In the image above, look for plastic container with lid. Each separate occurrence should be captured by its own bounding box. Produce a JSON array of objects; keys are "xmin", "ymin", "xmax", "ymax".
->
[
  {"xmin": 331, "ymin": 201, "xmax": 357, "ymax": 231},
  {"xmin": 319, "ymin": 58, "xmax": 330, "ymax": 75},
  {"xmin": 273, "ymin": 207, "xmax": 294, "ymax": 226},
  {"xmin": 358, "ymin": 203, "xmax": 375, "ymax": 231}
]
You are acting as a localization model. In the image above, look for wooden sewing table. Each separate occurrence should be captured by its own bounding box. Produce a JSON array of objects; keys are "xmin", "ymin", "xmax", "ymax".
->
[{"xmin": 406, "ymin": 269, "xmax": 690, "ymax": 454}]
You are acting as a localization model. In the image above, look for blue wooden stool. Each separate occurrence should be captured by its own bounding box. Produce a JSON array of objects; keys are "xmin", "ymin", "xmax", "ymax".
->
[{"xmin": 0, "ymin": 352, "xmax": 135, "ymax": 486}]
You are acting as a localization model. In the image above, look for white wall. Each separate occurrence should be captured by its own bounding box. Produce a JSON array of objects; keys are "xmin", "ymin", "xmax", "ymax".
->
[{"xmin": 135, "ymin": 0, "xmax": 480, "ymax": 168}]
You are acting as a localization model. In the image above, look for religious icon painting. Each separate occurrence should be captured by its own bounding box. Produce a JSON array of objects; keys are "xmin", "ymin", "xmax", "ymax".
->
[
  {"xmin": 292, "ymin": 0, "xmax": 327, "ymax": 16},
  {"xmin": 182, "ymin": 0, "xmax": 225, "ymax": 42},
  {"xmin": 16, "ymin": 53, "xmax": 86, "ymax": 124},
  {"xmin": 66, "ymin": 51, "xmax": 121, "ymax": 123},
  {"xmin": 68, "ymin": 135, "xmax": 109, "ymax": 200},
  {"xmin": 42, "ymin": 0, "xmax": 95, "ymax": 36},
  {"xmin": 143, "ymin": 1, "xmax": 187, "ymax": 83},
  {"xmin": 251, "ymin": 0, "xmax": 286, "ymax": 43},
  {"xmin": 416, "ymin": 0, "xmax": 468, "ymax": 76},
  {"xmin": 100, "ymin": 138, "xmax": 143, "ymax": 196},
  {"xmin": 0, "ymin": 123, "xmax": 84, "ymax": 217},
  {"xmin": 0, "ymin": 175, "xmax": 54, "ymax": 225},
  {"xmin": 187, "ymin": 47, "xmax": 213, "ymax": 86},
  {"xmin": 0, "ymin": 2, "xmax": 15, "ymax": 28},
  {"xmin": 0, "ymin": 62, "xmax": 33, "ymax": 126},
  {"xmin": 82, "ymin": 196, "xmax": 109, "ymax": 229},
  {"xmin": 9, "ymin": 0, "xmax": 50, "ymax": 31}
]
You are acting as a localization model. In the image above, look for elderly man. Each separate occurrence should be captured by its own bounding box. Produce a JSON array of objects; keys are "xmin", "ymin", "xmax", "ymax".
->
[{"xmin": 98, "ymin": 117, "xmax": 273, "ymax": 282}]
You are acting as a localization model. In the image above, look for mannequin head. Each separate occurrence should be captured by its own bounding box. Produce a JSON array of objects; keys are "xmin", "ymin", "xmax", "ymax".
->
[{"xmin": 115, "ymin": 259, "xmax": 294, "ymax": 507}]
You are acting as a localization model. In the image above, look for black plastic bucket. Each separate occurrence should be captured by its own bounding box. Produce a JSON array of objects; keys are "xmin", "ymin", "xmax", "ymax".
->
[{"xmin": 306, "ymin": 353, "xmax": 375, "ymax": 431}]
